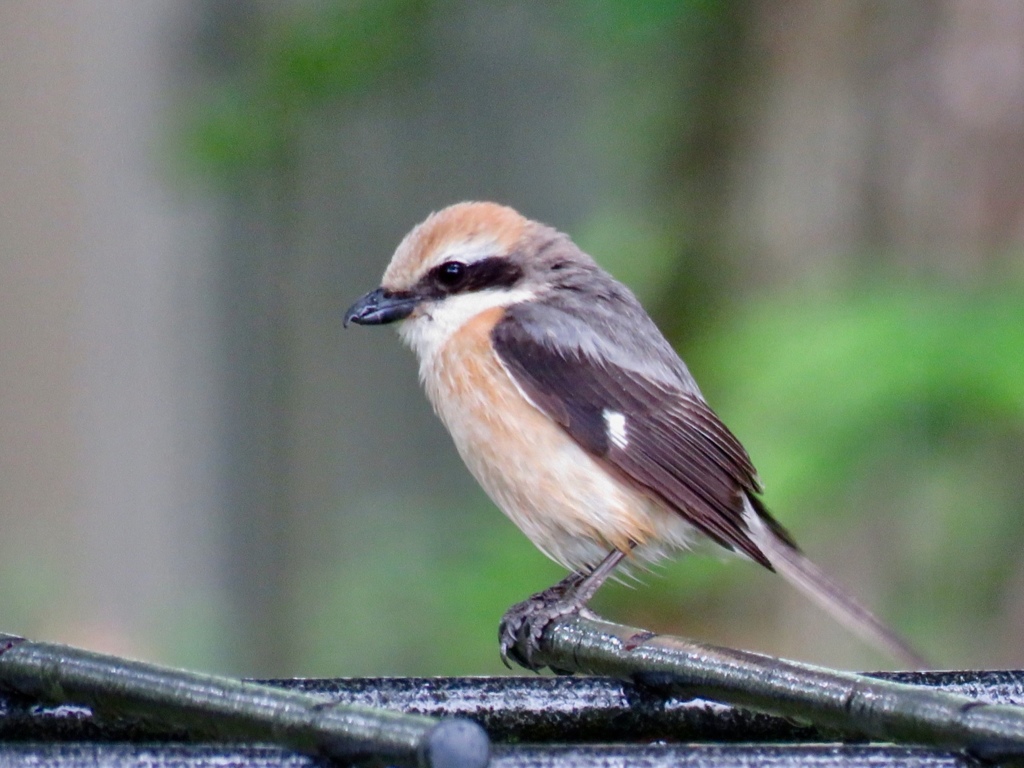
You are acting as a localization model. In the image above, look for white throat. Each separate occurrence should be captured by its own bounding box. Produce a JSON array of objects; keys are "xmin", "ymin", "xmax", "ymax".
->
[{"xmin": 396, "ymin": 287, "xmax": 535, "ymax": 361}]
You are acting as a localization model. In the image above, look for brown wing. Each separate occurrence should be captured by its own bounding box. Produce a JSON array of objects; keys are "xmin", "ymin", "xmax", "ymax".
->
[{"xmin": 492, "ymin": 305, "xmax": 792, "ymax": 569}]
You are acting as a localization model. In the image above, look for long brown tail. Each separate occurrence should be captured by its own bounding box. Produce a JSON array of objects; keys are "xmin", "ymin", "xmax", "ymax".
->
[{"xmin": 743, "ymin": 496, "xmax": 928, "ymax": 668}]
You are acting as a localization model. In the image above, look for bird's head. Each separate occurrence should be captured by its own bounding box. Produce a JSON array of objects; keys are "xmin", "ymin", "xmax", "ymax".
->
[{"xmin": 344, "ymin": 201, "xmax": 590, "ymax": 357}]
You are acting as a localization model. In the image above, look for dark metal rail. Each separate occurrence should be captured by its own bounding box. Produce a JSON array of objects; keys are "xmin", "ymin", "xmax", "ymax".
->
[
  {"xmin": 0, "ymin": 741, "xmax": 981, "ymax": 768},
  {"xmin": 4, "ymin": 621, "xmax": 1024, "ymax": 767},
  {"xmin": 3, "ymin": 672, "xmax": 1024, "ymax": 766}
]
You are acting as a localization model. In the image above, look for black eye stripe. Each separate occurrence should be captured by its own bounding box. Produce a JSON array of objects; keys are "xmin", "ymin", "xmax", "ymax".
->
[{"xmin": 423, "ymin": 256, "xmax": 523, "ymax": 296}]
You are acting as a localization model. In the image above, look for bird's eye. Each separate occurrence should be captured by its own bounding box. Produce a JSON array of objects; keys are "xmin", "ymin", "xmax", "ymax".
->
[{"xmin": 435, "ymin": 260, "xmax": 467, "ymax": 288}]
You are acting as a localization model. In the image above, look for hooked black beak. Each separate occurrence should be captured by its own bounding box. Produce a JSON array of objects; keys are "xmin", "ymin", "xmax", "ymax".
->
[{"xmin": 344, "ymin": 287, "xmax": 419, "ymax": 327}]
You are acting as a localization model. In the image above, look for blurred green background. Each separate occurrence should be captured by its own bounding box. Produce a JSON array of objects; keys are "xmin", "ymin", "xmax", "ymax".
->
[{"xmin": 1, "ymin": 0, "xmax": 1022, "ymax": 676}]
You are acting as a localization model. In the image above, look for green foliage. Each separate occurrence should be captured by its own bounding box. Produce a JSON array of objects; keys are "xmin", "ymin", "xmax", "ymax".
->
[
  {"xmin": 182, "ymin": 0, "xmax": 427, "ymax": 178},
  {"xmin": 563, "ymin": 0, "xmax": 726, "ymax": 49},
  {"xmin": 643, "ymin": 281, "xmax": 1024, "ymax": 664},
  {"xmin": 688, "ymin": 283, "xmax": 1024, "ymax": 513},
  {"xmin": 292, "ymin": 492, "xmax": 563, "ymax": 675}
]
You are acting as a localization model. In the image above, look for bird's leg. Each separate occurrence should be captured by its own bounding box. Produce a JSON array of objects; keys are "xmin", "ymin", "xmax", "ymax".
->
[{"xmin": 499, "ymin": 547, "xmax": 630, "ymax": 671}]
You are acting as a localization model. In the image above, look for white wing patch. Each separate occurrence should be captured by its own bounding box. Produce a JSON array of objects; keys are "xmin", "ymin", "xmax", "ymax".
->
[{"xmin": 603, "ymin": 409, "xmax": 629, "ymax": 449}]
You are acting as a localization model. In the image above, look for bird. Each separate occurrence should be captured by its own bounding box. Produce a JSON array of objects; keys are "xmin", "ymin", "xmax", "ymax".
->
[{"xmin": 344, "ymin": 201, "xmax": 923, "ymax": 669}]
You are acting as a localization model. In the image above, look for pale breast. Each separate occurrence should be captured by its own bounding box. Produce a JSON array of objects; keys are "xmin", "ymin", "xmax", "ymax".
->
[{"xmin": 417, "ymin": 307, "xmax": 697, "ymax": 572}]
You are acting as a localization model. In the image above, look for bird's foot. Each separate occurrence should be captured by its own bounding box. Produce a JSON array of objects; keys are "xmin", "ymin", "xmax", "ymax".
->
[{"xmin": 499, "ymin": 573, "xmax": 593, "ymax": 672}]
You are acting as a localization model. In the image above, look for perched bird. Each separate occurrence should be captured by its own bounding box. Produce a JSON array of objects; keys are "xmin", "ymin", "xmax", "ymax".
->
[{"xmin": 344, "ymin": 201, "xmax": 922, "ymax": 669}]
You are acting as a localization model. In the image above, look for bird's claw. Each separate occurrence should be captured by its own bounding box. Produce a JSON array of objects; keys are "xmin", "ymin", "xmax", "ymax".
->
[{"xmin": 498, "ymin": 574, "xmax": 587, "ymax": 672}]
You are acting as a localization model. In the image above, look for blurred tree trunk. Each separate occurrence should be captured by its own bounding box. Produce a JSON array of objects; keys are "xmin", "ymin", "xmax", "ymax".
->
[{"xmin": 725, "ymin": 0, "xmax": 1024, "ymax": 285}]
